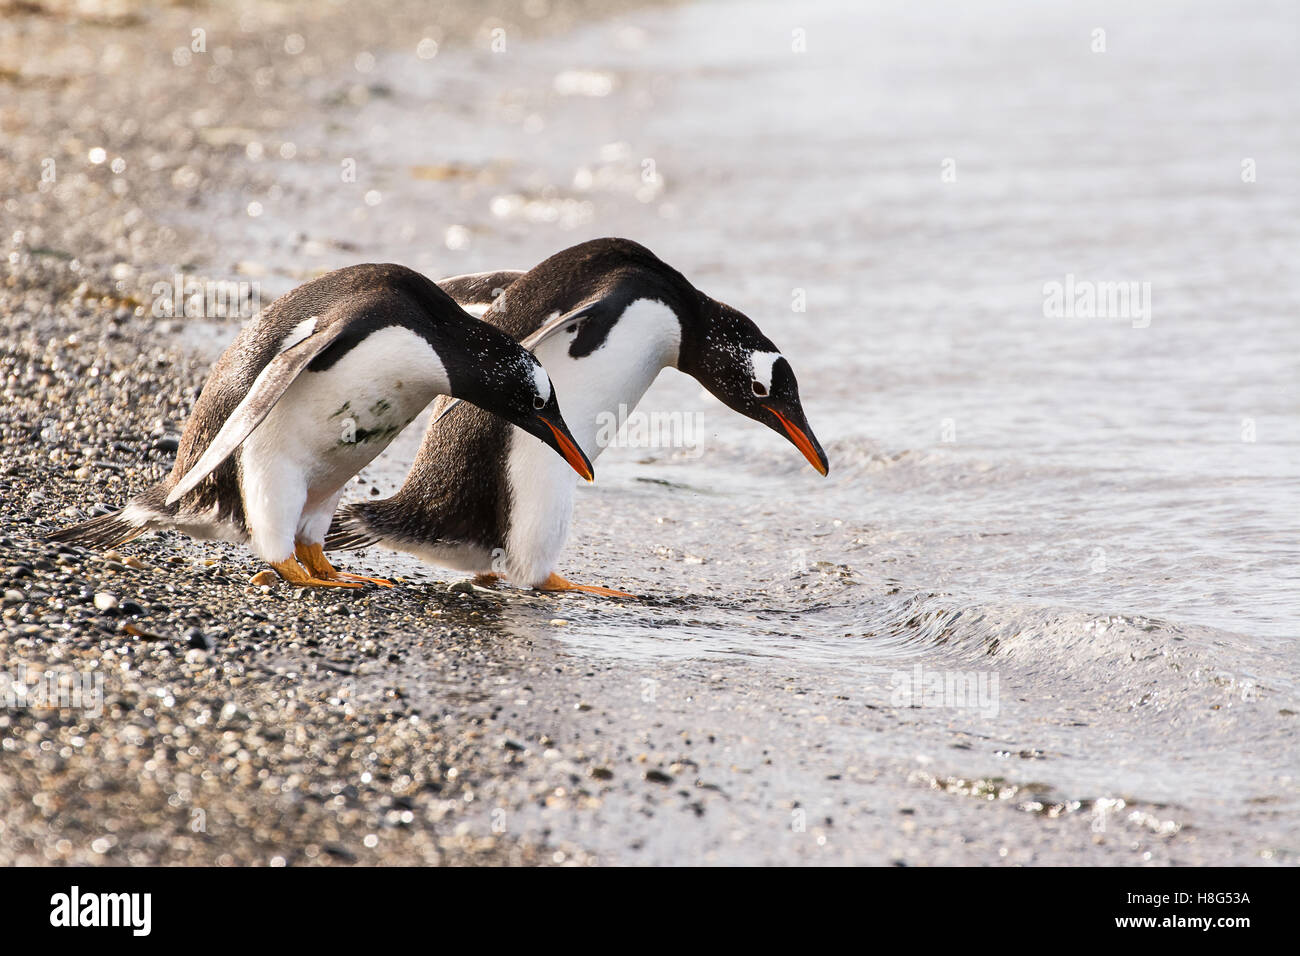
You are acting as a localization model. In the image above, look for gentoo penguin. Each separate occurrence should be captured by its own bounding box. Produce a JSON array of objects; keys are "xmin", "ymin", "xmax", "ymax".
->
[
  {"xmin": 326, "ymin": 238, "xmax": 828, "ymax": 596},
  {"xmin": 50, "ymin": 263, "xmax": 593, "ymax": 588}
]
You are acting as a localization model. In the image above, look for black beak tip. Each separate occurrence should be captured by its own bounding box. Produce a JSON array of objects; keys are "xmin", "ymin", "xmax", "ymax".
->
[{"xmin": 764, "ymin": 403, "xmax": 829, "ymax": 477}]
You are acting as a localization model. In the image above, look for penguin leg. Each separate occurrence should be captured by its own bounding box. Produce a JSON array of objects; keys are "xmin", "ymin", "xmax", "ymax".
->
[
  {"xmin": 537, "ymin": 572, "xmax": 636, "ymax": 599},
  {"xmin": 295, "ymin": 541, "xmax": 395, "ymax": 588},
  {"xmin": 242, "ymin": 459, "xmax": 358, "ymax": 588},
  {"xmin": 269, "ymin": 557, "xmax": 363, "ymax": 589}
]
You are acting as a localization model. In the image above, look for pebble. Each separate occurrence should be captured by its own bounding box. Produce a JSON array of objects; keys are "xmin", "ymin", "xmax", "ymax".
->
[
  {"xmin": 249, "ymin": 570, "xmax": 278, "ymax": 587},
  {"xmin": 93, "ymin": 592, "xmax": 119, "ymax": 611}
]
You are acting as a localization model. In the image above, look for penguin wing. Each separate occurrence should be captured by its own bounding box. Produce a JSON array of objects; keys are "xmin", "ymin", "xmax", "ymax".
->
[
  {"xmin": 518, "ymin": 302, "xmax": 604, "ymax": 351},
  {"xmin": 165, "ymin": 317, "xmax": 347, "ymax": 506},
  {"xmin": 425, "ymin": 300, "xmax": 604, "ymax": 431}
]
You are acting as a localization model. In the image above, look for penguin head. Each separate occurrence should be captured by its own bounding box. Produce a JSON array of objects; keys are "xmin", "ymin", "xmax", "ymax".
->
[
  {"xmin": 440, "ymin": 318, "xmax": 594, "ymax": 481},
  {"xmin": 683, "ymin": 298, "xmax": 830, "ymax": 476},
  {"xmin": 449, "ymin": 237, "xmax": 827, "ymax": 477}
]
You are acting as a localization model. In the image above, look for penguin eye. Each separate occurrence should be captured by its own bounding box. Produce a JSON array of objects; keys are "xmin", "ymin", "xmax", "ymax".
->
[
  {"xmin": 533, "ymin": 394, "xmax": 547, "ymax": 410},
  {"xmin": 751, "ymin": 380, "xmax": 769, "ymax": 398}
]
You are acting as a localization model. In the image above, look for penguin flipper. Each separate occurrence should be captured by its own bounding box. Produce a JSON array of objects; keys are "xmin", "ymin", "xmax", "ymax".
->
[
  {"xmin": 166, "ymin": 319, "xmax": 347, "ymax": 506},
  {"xmin": 517, "ymin": 300, "xmax": 605, "ymax": 351}
]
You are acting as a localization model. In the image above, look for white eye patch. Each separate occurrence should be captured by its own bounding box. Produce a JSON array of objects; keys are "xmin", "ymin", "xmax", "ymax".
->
[
  {"xmin": 750, "ymin": 350, "xmax": 782, "ymax": 394},
  {"xmin": 531, "ymin": 361, "xmax": 552, "ymax": 404}
]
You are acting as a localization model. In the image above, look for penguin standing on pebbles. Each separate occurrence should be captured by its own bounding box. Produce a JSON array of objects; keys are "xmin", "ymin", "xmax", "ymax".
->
[
  {"xmin": 326, "ymin": 238, "xmax": 828, "ymax": 596},
  {"xmin": 50, "ymin": 263, "xmax": 593, "ymax": 588}
]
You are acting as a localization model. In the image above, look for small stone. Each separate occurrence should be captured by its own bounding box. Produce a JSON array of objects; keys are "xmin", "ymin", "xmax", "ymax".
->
[
  {"xmin": 123, "ymin": 622, "xmax": 162, "ymax": 640},
  {"xmin": 644, "ymin": 769, "xmax": 673, "ymax": 784},
  {"xmin": 93, "ymin": 592, "xmax": 118, "ymax": 611},
  {"xmin": 323, "ymin": 843, "xmax": 357, "ymax": 862},
  {"xmin": 590, "ymin": 767, "xmax": 614, "ymax": 781},
  {"xmin": 250, "ymin": 570, "xmax": 278, "ymax": 587},
  {"xmin": 549, "ymin": 618, "xmax": 568, "ymax": 626},
  {"xmin": 3, "ymin": 589, "xmax": 23, "ymax": 603}
]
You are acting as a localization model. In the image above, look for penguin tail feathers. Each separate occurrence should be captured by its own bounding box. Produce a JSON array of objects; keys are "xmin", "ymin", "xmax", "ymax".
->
[
  {"xmin": 47, "ymin": 506, "xmax": 150, "ymax": 550},
  {"xmin": 324, "ymin": 504, "xmax": 381, "ymax": 552}
]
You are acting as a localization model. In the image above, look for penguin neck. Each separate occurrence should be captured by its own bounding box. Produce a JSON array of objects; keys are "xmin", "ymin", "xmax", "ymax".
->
[{"xmin": 535, "ymin": 297, "xmax": 683, "ymax": 461}]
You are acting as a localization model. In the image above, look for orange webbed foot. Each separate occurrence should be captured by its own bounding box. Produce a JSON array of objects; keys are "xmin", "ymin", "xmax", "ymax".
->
[
  {"xmin": 537, "ymin": 572, "xmax": 636, "ymax": 599},
  {"xmin": 270, "ymin": 558, "xmax": 363, "ymax": 589},
  {"xmin": 291, "ymin": 542, "xmax": 392, "ymax": 587}
]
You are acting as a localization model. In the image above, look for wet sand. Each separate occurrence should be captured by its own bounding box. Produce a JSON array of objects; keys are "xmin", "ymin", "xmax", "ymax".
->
[{"xmin": 1, "ymin": 0, "xmax": 1295, "ymax": 865}]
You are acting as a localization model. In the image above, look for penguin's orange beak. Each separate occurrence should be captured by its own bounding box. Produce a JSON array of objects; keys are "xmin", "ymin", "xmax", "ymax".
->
[
  {"xmin": 766, "ymin": 406, "xmax": 830, "ymax": 476},
  {"xmin": 536, "ymin": 415, "xmax": 595, "ymax": 482}
]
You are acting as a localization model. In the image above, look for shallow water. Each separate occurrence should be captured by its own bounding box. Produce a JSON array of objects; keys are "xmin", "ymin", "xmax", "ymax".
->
[{"xmin": 174, "ymin": 0, "xmax": 1298, "ymax": 857}]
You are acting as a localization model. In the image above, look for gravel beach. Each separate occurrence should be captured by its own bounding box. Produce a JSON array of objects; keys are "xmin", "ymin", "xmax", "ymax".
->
[
  {"xmin": 0, "ymin": 0, "xmax": 657, "ymax": 867},
  {"xmin": 2, "ymin": 0, "xmax": 1295, "ymax": 866}
]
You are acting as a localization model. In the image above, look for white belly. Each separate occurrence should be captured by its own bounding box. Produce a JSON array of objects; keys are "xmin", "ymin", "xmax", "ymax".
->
[
  {"xmin": 240, "ymin": 325, "xmax": 449, "ymax": 560},
  {"xmin": 502, "ymin": 299, "xmax": 680, "ymax": 586},
  {"xmin": 399, "ymin": 539, "xmax": 497, "ymax": 576}
]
